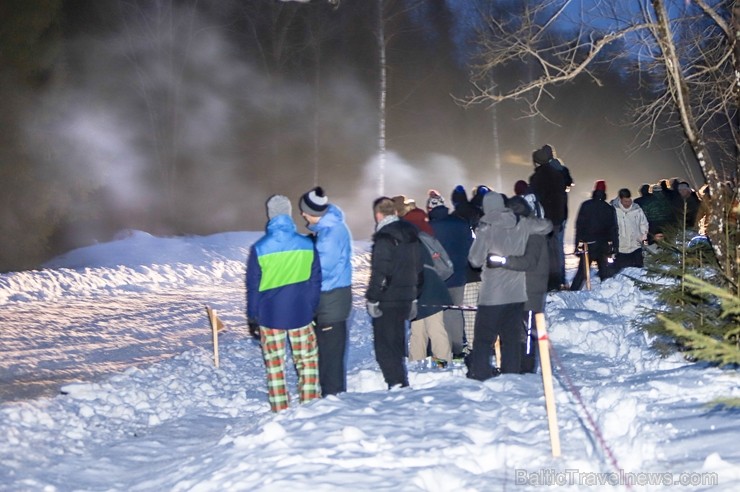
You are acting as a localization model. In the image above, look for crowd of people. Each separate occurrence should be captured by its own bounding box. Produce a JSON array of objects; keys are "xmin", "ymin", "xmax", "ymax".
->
[{"xmin": 245, "ymin": 146, "xmax": 708, "ymax": 412}]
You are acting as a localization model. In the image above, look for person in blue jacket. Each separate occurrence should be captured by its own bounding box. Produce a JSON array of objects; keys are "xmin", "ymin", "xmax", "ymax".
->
[
  {"xmin": 427, "ymin": 189, "xmax": 475, "ymax": 357},
  {"xmin": 299, "ymin": 186, "xmax": 353, "ymax": 397},
  {"xmin": 246, "ymin": 194, "xmax": 322, "ymax": 412}
]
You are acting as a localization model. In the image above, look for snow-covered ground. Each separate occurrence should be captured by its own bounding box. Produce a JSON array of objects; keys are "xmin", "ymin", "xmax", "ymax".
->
[{"xmin": 0, "ymin": 230, "xmax": 738, "ymax": 491}]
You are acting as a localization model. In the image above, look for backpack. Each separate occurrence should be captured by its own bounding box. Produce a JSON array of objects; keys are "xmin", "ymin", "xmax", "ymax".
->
[{"xmin": 418, "ymin": 232, "xmax": 454, "ymax": 281}]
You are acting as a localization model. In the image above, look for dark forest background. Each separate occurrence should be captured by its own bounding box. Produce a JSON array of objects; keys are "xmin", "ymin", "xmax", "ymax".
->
[{"xmin": 0, "ymin": 0, "xmax": 695, "ymax": 272}]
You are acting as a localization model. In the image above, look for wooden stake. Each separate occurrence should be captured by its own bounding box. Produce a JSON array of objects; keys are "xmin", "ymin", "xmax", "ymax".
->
[
  {"xmin": 583, "ymin": 242, "xmax": 591, "ymax": 291},
  {"xmin": 535, "ymin": 312, "xmax": 561, "ymax": 457},
  {"xmin": 494, "ymin": 336, "xmax": 502, "ymax": 370},
  {"xmin": 206, "ymin": 306, "xmax": 221, "ymax": 368}
]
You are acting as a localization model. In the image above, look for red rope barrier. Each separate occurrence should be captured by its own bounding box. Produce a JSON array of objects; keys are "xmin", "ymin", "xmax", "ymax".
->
[{"xmin": 549, "ymin": 343, "xmax": 632, "ymax": 490}]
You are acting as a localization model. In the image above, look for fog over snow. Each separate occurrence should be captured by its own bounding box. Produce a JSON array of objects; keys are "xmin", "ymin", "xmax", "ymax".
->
[{"xmin": 0, "ymin": 230, "xmax": 739, "ymax": 491}]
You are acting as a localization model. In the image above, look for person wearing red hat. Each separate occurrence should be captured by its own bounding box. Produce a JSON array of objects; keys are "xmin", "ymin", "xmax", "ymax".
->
[{"xmin": 570, "ymin": 180, "xmax": 619, "ymax": 291}]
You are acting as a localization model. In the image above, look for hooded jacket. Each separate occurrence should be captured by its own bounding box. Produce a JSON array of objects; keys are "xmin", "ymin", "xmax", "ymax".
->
[
  {"xmin": 468, "ymin": 192, "xmax": 552, "ymax": 306},
  {"xmin": 307, "ymin": 203, "xmax": 352, "ymax": 292},
  {"xmin": 428, "ymin": 205, "xmax": 474, "ymax": 288},
  {"xmin": 574, "ymin": 190, "xmax": 619, "ymax": 250},
  {"xmin": 612, "ymin": 200, "xmax": 649, "ymax": 254},
  {"xmin": 307, "ymin": 203, "xmax": 353, "ymax": 326},
  {"xmin": 529, "ymin": 162, "xmax": 567, "ymax": 226},
  {"xmin": 366, "ymin": 218, "xmax": 424, "ymax": 304},
  {"xmin": 247, "ymin": 214, "xmax": 321, "ymax": 329}
]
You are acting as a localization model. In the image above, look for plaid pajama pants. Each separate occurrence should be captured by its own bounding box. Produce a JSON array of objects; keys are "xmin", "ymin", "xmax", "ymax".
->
[
  {"xmin": 462, "ymin": 281, "xmax": 480, "ymax": 353},
  {"xmin": 260, "ymin": 324, "xmax": 321, "ymax": 412}
]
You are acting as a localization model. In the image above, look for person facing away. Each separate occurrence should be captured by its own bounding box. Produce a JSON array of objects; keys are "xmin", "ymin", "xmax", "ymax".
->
[
  {"xmin": 246, "ymin": 194, "xmax": 322, "ymax": 412},
  {"xmin": 675, "ymin": 181, "xmax": 703, "ymax": 231},
  {"xmin": 529, "ymin": 148, "xmax": 568, "ymax": 290},
  {"xmin": 569, "ymin": 180, "xmax": 619, "ymax": 291},
  {"xmin": 299, "ymin": 186, "xmax": 353, "ymax": 397},
  {"xmin": 427, "ymin": 189, "xmax": 472, "ymax": 358},
  {"xmin": 402, "ymin": 205, "xmax": 453, "ymax": 367},
  {"xmin": 366, "ymin": 197, "xmax": 424, "ymax": 389},
  {"xmin": 467, "ymin": 191, "xmax": 552, "ymax": 379},
  {"xmin": 449, "ymin": 185, "xmax": 480, "ymax": 228},
  {"xmin": 456, "ymin": 184, "xmax": 490, "ymax": 354},
  {"xmin": 492, "ymin": 195, "xmax": 552, "ymax": 373},
  {"xmin": 514, "ymin": 179, "xmax": 545, "ymax": 219},
  {"xmin": 634, "ymin": 183, "xmax": 672, "ymax": 244},
  {"xmin": 611, "ymin": 188, "xmax": 649, "ymax": 271},
  {"xmin": 391, "ymin": 194, "xmax": 416, "ymax": 218}
]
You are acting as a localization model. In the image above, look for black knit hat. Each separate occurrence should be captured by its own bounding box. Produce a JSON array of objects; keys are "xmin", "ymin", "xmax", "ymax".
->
[{"xmin": 299, "ymin": 186, "xmax": 329, "ymax": 216}]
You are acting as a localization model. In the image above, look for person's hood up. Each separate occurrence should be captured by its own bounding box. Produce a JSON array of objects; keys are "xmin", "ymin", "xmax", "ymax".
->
[{"xmin": 482, "ymin": 191, "xmax": 505, "ymax": 215}]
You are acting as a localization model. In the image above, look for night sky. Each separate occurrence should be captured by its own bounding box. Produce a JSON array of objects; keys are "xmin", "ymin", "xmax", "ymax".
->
[{"xmin": 0, "ymin": 0, "xmax": 695, "ymax": 272}]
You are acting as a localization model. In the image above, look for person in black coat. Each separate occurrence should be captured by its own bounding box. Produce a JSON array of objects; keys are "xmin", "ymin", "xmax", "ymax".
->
[
  {"xmin": 570, "ymin": 180, "xmax": 619, "ymax": 291},
  {"xmin": 366, "ymin": 197, "xmax": 424, "ymax": 389},
  {"xmin": 530, "ymin": 148, "xmax": 568, "ymax": 290}
]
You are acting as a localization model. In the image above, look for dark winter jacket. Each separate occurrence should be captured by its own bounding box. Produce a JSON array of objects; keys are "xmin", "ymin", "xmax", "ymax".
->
[
  {"xmin": 549, "ymin": 158, "xmax": 574, "ymax": 221},
  {"xmin": 366, "ymin": 218, "xmax": 424, "ymax": 304},
  {"xmin": 246, "ymin": 214, "xmax": 321, "ymax": 329},
  {"xmin": 428, "ymin": 205, "xmax": 474, "ymax": 288},
  {"xmin": 503, "ymin": 231, "xmax": 549, "ymax": 313},
  {"xmin": 529, "ymin": 163, "xmax": 567, "ymax": 226},
  {"xmin": 451, "ymin": 201, "xmax": 483, "ymax": 230},
  {"xmin": 634, "ymin": 187, "xmax": 674, "ymax": 235},
  {"xmin": 414, "ymin": 235, "xmax": 453, "ymax": 320},
  {"xmin": 573, "ymin": 190, "xmax": 619, "ymax": 251},
  {"xmin": 676, "ymin": 192, "xmax": 702, "ymax": 230}
]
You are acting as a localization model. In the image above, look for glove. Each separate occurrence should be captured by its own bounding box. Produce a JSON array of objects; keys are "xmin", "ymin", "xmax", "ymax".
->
[
  {"xmin": 367, "ymin": 301, "xmax": 383, "ymax": 319},
  {"xmin": 248, "ymin": 320, "xmax": 260, "ymax": 340},
  {"xmin": 486, "ymin": 254, "xmax": 507, "ymax": 268},
  {"xmin": 407, "ymin": 299, "xmax": 418, "ymax": 320}
]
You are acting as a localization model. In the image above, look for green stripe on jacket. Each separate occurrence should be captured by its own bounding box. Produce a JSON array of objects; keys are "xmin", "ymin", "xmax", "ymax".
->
[{"xmin": 258, "ymin": 249, "xmax": 314, "ymax": 292}]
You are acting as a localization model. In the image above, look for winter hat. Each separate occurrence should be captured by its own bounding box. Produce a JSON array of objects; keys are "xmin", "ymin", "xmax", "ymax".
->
[
  {"xmin": 299, "ymin": 186, "xmax": 329, "ymax": 216},
  {"xmin": 506, "ymin": 195, "xmax": 531, "ymax": 218},
  {"xmin": 542, "ymin": 144, "xmax": 555, "ymax": 160},
  {"xmin": 451, "ymin": 185, "xmax": 468, "ymax": 206},
  {"xmin": 474, "ymin": 185, "xmax": 491, "ymax": 196},
  {"xmin": 594, "ymin": 180, "xmax": 607, "ymax": 192},
  {"xmin": 266, "ymin": 194, "xmax": 292, "ymax": 219},
  {"xmin": 533, "ymin": 148, "xmax": 550, "ymax": 166},
  {"xmin": 426, "ymin": 189, "xmax": 446, "ymax": 210},
  {"xmin": 514, "ymin": 180, "xmax": 529, "ymax": 196},
  {"xmin": 470, "ymin": 184, "xmax": 491, "ymax": 208}
]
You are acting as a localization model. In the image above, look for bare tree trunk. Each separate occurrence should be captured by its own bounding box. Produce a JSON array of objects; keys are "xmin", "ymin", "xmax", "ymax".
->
[{"xmin": 377, "ymin": 0, "xmax": 387, "ymax": 196}]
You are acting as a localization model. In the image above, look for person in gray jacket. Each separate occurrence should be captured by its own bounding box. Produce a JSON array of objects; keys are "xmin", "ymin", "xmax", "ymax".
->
[
  {"xmin": 467, "ymin": 191, "xmax": 552, "ymax": 379},
  {"xmin": 495, "ymin": 195, "xmax": 552, "ymax": 373}
]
